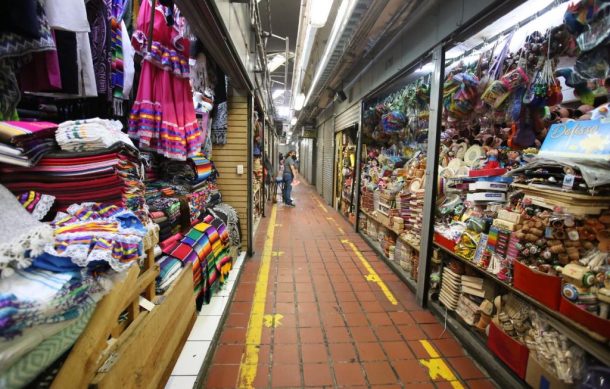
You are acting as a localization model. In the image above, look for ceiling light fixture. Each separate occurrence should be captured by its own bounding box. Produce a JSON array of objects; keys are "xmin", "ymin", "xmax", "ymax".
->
[
  {"xmin": 291, "ymin": 117, "xmax": 297, "ymax": 126},
  {"xmin": 309, "ymin": 0, "xmax": 334, "ymax": 27},
  {"xmin": 304, "ymin": 0, "xmax": 357, "ymax": 108},
  {"xmin": 294, "ymin": 93, "xmax": 306, "ymax": 111},
  {"xmin": 277, "ymin": 105, "xmax": 290, "ymax": 117}
]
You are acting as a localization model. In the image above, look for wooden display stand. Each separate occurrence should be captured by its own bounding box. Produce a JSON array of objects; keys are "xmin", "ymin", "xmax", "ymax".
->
[{"xmin": 51, "ymin": 246, "xmax": 197, "ymax": 389}]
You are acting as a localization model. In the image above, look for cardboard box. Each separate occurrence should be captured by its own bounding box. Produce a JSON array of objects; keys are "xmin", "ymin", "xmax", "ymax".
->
[{"xmin": 525, "ymin": 354, "xmax": 572, "ymax": 389}]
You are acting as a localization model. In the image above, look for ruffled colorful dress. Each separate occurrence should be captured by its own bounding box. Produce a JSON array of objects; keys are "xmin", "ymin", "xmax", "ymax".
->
[{"xmin": 128, "ymin": 0, "xmax": 201, "ymax": 160}]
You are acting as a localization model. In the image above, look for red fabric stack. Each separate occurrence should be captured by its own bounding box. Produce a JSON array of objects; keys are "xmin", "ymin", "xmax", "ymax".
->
[{"xmin": 0, "ymin": 145, "xmax": 146, "ymax": 217}]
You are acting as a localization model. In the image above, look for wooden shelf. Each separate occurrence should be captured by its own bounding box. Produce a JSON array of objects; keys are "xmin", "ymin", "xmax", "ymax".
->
[
  {"xmin": 434, "ymin": 243, "xmax": 610, "ymax": 366},
  {"xmin": 427, "ymin": 300, "xmax": 528, "ymax": 389},
  {"xmin": 359, "ymin": 233, "xmax": 417, "ymax": 292},
  {"xmin": 360, "ymin": 209, "xmax": 420, "ymax": 252}
]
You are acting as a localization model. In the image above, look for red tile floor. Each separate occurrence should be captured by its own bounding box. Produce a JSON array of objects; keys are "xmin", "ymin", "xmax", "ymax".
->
[{"xmin": 202, "ymin": 178, "xmax": 496, "ymax": 388}]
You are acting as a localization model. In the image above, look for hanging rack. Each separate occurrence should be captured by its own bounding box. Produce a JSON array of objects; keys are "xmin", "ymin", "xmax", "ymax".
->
[{"xmin": 446, "ymin": 0, "xmax": 569, "ymax": 67}]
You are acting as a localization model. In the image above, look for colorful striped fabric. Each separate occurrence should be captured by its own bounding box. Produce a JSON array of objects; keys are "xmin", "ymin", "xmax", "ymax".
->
[
  {"xmin": 189, "ymin": 155, "xmax": 215, "ymax": 183},
  {"xmin": 164, "ymin": 220, "xmax": 232, "ymax": 306},
  {"xmin": 16, "ymin": 191, "xmax": 55, "ymax": 220},
  {"xmin": 0, "ymin": 146, "xmax": 148, "ymax": 221},
  {"xmin": 45, "ymin": 203, "xmax": 147, "ymax": 271}
]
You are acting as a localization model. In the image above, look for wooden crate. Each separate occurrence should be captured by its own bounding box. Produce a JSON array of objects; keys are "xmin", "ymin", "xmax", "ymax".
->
[{"xmin": 51, "ymin": 247, "xmax": 196, "ymax": 389}]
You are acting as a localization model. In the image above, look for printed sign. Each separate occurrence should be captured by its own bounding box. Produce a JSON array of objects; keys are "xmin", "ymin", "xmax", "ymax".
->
[{"xmin": 540, "ymin": 119, "xmax": 610, "ymax": 160}]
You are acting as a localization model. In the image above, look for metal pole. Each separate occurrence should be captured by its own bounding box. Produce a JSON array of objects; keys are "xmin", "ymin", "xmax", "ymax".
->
[
  {"xmin": 284, "ymin": 36, "xmax": 289, "ymax": 106},
  {"xmin": 353, "ymin": 102, "xmax": 364, "ymax": 232},
  {"xmin": 416, "ymin": 45, "xmax": 445, "ymax": 307},
  {"xmin": 247, "ymin": 93, "xmax": 254, "ymax": 256},
  {"xmin": 261, "ymin": 114, "xmax": 266, "ymax": 217},
  {"xmin": 147, "ymin": 0, "xmax": 156, "ymax": 52}
]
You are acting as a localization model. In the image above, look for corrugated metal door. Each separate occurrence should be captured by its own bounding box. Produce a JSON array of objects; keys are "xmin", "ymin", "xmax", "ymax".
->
[
  {"xmin": 299, "ymin": 139, "xmax": 313, "ymax": 184},
  {"xmin": 305, "ymin": 139, "xmax": 314, "ymax": 183},
  {"xmin": 315, "ymin": 124, "xmax": 324, "ymax": 195},
  {"xmin": 334, "ymin": 102, "xmax": 361, "ymax": 133},
  {"xmin": 322, "ymin": 118, "xmax": 334, "ymax": 205}
]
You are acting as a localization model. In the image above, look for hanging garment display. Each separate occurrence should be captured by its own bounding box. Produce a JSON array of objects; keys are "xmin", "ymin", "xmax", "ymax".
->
[
  {"xmin": 211, "ymin": 64, "xmax": 228, "ymax": 145},
  {"xmin": 0, "ymin": 0, "xmax": 56, "ymax": 117},
  {"xmin": 128, "ymin": 0, "xmax": 201, "ymax": 160}
]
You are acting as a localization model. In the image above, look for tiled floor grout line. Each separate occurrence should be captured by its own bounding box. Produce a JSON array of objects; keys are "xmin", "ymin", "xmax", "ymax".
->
[
  {"xmin": 332, "ymin": 233, "xmax": 405, "ymax": 389},
  {"xmin": 308, "ymin": 236, "xmax": 341, "ymax": 388},
  {"xmin": 202, "ymin": 181, "xmax": 495, "ymax": 389}
]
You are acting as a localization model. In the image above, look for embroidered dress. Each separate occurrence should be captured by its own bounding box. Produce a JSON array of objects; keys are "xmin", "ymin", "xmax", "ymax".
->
[{"xmin": 128, "ymin": 0, "xmax": 201, "ymax": 160}]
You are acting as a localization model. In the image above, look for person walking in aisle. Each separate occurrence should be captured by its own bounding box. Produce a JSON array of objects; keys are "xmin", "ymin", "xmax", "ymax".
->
[{"xmin": 283, "ymin": 150, "xmax": 297, "ymax": 207}]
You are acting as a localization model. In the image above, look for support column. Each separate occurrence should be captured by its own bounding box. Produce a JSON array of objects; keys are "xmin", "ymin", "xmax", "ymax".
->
[{"xmin": 416, "ymin": 44, "xmax": 445, "ymax": 307}]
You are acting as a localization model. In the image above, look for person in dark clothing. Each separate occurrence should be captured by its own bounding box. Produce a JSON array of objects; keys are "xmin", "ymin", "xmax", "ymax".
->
[{"xmin": 282, "ymin": 150, "xmax": 297, "ymax": 207}]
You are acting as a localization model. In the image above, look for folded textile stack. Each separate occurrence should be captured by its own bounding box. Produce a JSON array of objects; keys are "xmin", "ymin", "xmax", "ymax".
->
[
  {"xmin": 141, "ymin": 152, "xmax": 160, "ymax": 182},
  {"xmin": 155, "ymin": 256, "xmax": 183, "ymax": 294},
  {"xmin": 55, "ymin": 118, "xmax": 134, "ymax": 152},
  {"xmin": 0, "ymin": 145, "xmax": 148, "ymax": 221},
  {"xmin": 189, "ymin": 155, "xmax": 216, "ymax": 183},
  {"xmin": 0, "ymin": 301, "xmax": 95, "ymax": 389},
  {"xmin": 0, "ymin": 269, "xmax": 97, "ymax": 339},
  {"xmin": 146, "ymin": 185, "xmax": 184, "ymax": 241},
  {"xmin": 45, "ymin": 203, "xmax": 147, "ymax": 272},
  {"xmin": 0, "ymin": 121, "xmax": 58, "ymax": 167}
]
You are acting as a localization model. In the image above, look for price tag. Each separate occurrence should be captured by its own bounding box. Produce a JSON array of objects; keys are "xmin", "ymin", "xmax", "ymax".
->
[{"xmin": 562, "ymin": 174, "xmax": 575, "ymax": 190}]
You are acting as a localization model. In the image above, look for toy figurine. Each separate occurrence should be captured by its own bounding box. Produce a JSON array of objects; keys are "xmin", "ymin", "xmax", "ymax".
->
[
  {"xmin": 483, "ymin": 147, "xmax": 500, "ymax": 169},
  {"xmin": 506, "ymin": 150, "xmax": 522, "ymax": 170}
]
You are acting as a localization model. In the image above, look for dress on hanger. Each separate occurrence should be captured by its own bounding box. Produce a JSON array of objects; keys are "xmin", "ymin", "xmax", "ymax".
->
[{"xmin": 128, "ymin": 0, "xmax": 201, "ymax": 160}]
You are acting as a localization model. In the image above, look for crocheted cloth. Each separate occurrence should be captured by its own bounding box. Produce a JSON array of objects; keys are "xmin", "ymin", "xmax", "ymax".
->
[
  {"xmin": 44, "ymin": 203, "xmax": 147, "ymax": 271},
  {"xmin": 0, "ymin": 185, "xmax": 53, "ymax": 276}
]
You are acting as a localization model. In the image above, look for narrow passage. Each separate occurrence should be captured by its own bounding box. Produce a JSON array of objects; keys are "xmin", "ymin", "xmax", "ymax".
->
[{"xmin": 203, "ymin": 179, "xmax": 494, "ymax": 389}]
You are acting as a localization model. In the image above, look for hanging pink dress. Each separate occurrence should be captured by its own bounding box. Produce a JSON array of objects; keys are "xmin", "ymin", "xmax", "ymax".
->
[{"xmin": 128, "ymin": 0, "xmax": 201, "ymax": 160}]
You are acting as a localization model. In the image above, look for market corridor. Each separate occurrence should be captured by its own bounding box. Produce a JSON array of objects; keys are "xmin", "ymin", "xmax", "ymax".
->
[{"xmin": 202, "ymin": 179, "xmax": 494, "ymax": 389}]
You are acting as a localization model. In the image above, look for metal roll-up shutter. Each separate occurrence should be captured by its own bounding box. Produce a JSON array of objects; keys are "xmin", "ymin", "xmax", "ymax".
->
[
  {"xmin": 322, "ymin": 118, "xmax": 334, "ymax": 205},
  {"xmin": 315, "ymin": 124, "xmax": 324, "ymax": 195},
  {"xmin": 299, "ymin": 139, "xmax": 312, "ymax": 184},
  {"xmin": 334, "ymin": 102, "xmax": 361, "ymax": 132},
  {"xmin": 302, "ymin": 139, "xmax": 313, "ymax": 184},
  {"xmin": 308, "ymin": 139, "xmax": 313, "ymax": 183}
]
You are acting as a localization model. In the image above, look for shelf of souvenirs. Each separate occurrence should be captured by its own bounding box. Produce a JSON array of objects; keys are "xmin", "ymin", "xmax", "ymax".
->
[
  {"xmin": 426, "ymin": 299, "xmax": 528, "ymax": 389},
  {"xmin": 359, "ymin": 232, "xmax": 418, "ymax": 292},
  {"xmin": 359, "ymin": 208, "xmax": 421, "ymax": 252},
  {"xmin": 433, "ymin": 242, "xmax": 610, "ymax": 366}
]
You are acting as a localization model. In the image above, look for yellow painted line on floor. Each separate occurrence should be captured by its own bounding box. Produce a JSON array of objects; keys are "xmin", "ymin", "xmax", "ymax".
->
[
  {"xmin": 312, "ymin": 195, "xmax": 328, "ymax": 213},
  {"xmin": 237, "ymin": 205, "xmax": 278, "ymax": 389},
  {"xmin": 326, "ymin": 216, "xmax": 346, "ymax": 235},
  {"xmin": 341, "ymin": 238, "xmax": 398, "ymax": 305},
  {"xmin": 419, "ymin": 340, "xmax": 465, "ymax": 389}
]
